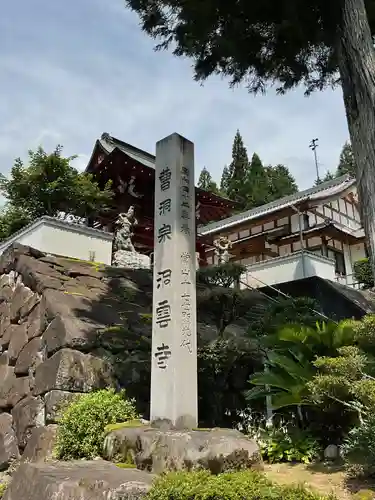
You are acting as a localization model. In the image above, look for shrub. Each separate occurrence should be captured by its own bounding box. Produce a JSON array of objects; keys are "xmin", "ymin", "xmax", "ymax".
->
[
  {"xmin": 353, "ymin": 258, "xmax": 373, "ymax": 289},
  {"xmin": 341, "ymin": 414, "xmax": 375, "ymax": 477},
  {"xmin": 354, "ymin": 315, "xmax": 375, "ymax": 356},
  {"xmin": 197, "ymin": 262, "xmax": 246, "ymax": 288},
  {"xmin": 55, "ymin": 388, "xmax": 138, "ymax": 460},
  {"xmin": 248, "ymin": 423, "xmax": 320, "ymax": 464},
  {"xmin": 146, "ymin": 470, "xmax": 336, "ymax": 500}
]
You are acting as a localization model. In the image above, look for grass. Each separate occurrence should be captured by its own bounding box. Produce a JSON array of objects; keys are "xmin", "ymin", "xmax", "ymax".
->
[{"xmin": 264, "ymin": 463, "xmax": 375, "ymax": 499}]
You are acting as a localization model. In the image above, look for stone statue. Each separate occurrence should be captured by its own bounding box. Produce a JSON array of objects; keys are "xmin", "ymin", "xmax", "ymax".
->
[
  {"xmin": 112, "ymin": 207, "xmax": 151, "ymax": 270},
  {"xmin": 114, "ymin": 206, "xmax": 137, "ymax": 254},
  {"xmin": 213, "ymin": 236, "xmax": 232, "ymax": 264}
]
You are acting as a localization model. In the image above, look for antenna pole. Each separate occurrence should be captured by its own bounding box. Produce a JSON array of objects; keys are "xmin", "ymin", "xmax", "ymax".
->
[{"xmin": 309, "ymin": 138, "xmax": 320, "ymax": 183}]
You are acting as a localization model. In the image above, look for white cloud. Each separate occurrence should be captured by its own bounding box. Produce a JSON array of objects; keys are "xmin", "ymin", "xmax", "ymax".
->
[{"xmin": 0, "ymin": 0, "xmax": 349, "ymax": 191}]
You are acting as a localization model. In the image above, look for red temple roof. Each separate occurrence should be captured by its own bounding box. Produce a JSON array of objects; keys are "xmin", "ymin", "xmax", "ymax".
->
[{"xmin": 86, "ymin": 133, "xmax": 237, "ymax": 227}]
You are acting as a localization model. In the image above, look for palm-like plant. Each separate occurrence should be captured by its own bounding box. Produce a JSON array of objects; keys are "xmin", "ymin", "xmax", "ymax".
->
[{"xmin": 246, "ymin": 319, "xmax": 358, "ymax": 410}]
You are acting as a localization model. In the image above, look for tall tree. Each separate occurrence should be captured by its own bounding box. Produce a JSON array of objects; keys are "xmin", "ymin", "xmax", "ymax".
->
[
  {"xmin": 226, "ymin": 130, "xmax": 250, "ymax": 204},
  {"xmin": 220, "ymin": 165, "xmax": 231, "ymax": 196},
  {"xmin": 197, "ymin": 166, "xmax": 219, "ymax": 193},
  {"xmin": 266, "ymin": 164, "xmax": 298, "ymax": 201},
  {"xmin": 125, "ymin": 0, "xmax": 375, "ymax": 281},
  {"xmin": 337, "ymin": 141, "xmax": 356, "ymax": 177},
  {"xmin": 0, "ymin": 146, "xmax": 113, "ymax": 240},
  {"xmin": 244, "ymin": 153, "xmax": 269, "ymax": 209},
  {"xmin": 315, "ymin": 171, "xmax": 335, "ymax": 185},
  {"xmin": 241, "ymin": 158, "xmax": 298, "ymax": 210}
]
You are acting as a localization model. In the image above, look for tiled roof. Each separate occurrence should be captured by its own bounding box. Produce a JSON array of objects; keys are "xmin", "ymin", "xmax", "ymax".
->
[
  {"xmin": 199, "ymin": 175, "xmax": 356, "ymax": 235},
  {"xmin": 99, "ymin": 133, "xmax": 156, "ymax": 169}
]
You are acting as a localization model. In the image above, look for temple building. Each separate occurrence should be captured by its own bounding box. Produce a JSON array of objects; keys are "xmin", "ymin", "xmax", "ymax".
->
[
  {"xmin": 86, "ymin": 134, "xmax": 367, "ymax": 289},
  {"xmin": 0, "ymin": 133, "xmax": 367, "ymax": 298},
  {"xmin": 85, "ymin": 133, "xmax": 237, "ymax": 264},
  {"xmin": 201, "ymin": 175, "xmax": 366, "ymax": 289}
]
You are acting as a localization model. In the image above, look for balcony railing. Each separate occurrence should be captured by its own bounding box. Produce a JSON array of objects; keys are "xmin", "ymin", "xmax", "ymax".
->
[{"xmin": 240, "ymin": 251, "xmax": 340, "ymax": 289}]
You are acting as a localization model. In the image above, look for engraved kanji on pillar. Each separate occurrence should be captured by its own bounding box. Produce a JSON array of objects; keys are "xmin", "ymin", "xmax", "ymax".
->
[{"xmin": 150, "ymin": 133, "xmax": 197, "ymax": 429}]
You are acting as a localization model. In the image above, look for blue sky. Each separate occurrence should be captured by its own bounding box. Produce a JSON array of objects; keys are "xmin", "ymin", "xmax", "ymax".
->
[{"xmin": 0, "ymin": 0, "xmax": 349, "ymax": 190}]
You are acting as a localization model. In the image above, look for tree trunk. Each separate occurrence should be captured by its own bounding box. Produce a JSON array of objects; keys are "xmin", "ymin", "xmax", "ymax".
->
[{"xmin": 337, "ymin": 0, "xmax": 375, "ymax": 279}]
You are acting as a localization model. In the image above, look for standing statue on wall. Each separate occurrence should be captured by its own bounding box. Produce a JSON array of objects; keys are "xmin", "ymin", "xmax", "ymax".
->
[
  {"xmin": 213, "ymin": 236, "xmax": 232, "ymax": 264},
  {"xmin": 112, "ymin": 206, "xmax": 138, "ymax": 267}
]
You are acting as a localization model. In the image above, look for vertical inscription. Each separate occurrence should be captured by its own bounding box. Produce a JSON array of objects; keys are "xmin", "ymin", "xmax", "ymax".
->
[{"xmin": 151, "ymin": 133, "xmax": 197, "ymax": 427}]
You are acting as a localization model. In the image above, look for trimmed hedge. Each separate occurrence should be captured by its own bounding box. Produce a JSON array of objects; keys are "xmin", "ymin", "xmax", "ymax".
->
[{"xmin": 146, "ymin": 470, "xmax": 336, "ymax": 500}]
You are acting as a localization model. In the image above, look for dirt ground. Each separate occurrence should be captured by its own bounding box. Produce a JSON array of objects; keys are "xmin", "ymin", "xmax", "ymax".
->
[{"xmin": 264, "ymin": 463, "xmax": 375, "ymax": 499}]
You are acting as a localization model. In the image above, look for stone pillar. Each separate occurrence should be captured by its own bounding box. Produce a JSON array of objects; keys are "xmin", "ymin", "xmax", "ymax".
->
[{"xmin": 150, "ymin": 133, "xmax": 198, "ymax": 429}]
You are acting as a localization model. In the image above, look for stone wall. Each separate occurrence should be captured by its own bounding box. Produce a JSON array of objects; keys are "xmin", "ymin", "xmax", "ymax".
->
[
  {"xmin": 0, "ymin": 243, "xmax": 261, "ymax": 472},
  {"xmin": 0, "ymin": 243, "xmax": 156, "ymax": 469}
]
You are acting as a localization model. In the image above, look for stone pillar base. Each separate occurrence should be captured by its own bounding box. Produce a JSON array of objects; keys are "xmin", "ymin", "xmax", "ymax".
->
[
  {"xmin": 112, "ymin": 251, "xmax": 150, "ymax": 270},
  {"xmin": 103, "ymin": 425, "xmax": 262, "ymax": 474}
]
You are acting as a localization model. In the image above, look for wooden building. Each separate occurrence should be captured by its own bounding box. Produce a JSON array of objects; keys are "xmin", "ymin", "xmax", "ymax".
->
[
  {"xmin": 85, "ymin": 133, "xmax": 236, "ymax": 263},
  {"xmin": 200, "ymin": 175, "xmax": 366, "ymax": 288}
]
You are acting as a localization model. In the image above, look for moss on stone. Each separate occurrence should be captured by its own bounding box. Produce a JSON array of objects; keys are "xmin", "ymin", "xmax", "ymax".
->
[
  {"xmin": 64, "ymin": 291, "xmax": 85, "ymax": 296},
  {"xmin": 104, "ymin": 419, "xmax": 146, "ymax": 434},
  {"xmin": 62, "ymin": 257, "xmax": 105, "ymax": 272},
  {"xmin": 115, "ymin": 462, "xmax": 137, "ymax": 469},
  {"xmin": 101, "ymin": 325, "xmax": 126, "ymax": 333}
]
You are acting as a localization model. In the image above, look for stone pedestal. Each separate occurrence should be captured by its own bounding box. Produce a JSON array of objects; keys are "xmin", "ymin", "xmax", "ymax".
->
[
  {"xmin": 103, "ymin": 425, "xmax": 262, "ymax": 475},
  {"xmin": 112, "ymin": 250, "xmax": 150, "ymax": 270}
]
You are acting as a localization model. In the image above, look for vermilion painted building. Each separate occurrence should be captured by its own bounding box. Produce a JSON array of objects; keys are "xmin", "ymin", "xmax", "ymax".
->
[{"xmin": 85, "ymin": 132, "xmax": 237, "ymax": 264}]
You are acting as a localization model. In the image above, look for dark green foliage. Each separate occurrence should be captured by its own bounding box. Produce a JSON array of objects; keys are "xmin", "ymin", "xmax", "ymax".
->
[
  {"xmin": 197, "ymin": 263, "xmax": 254, "ymax": 336},
  {"xmin": 0, "ymin": 145, "xmax": 113, "ymax": 240},
  {"xmin": 266, "ymin": 164, "xmax": 298, "ymax": 201},
  {"xmin": 55, "ymin": 388, "xmax": 138, "ymax": 460},
  {"xmin": 124, "ymin": 0, "xmax": 355, "ymax": 95},
  {"xmin": 317, "ymin": 171, "xmax": 335, "ymax": 184},
  {"xmin": 249, "ymin": 296, "xmax": 323, "ymax": 337},
  {"xmin": 247, "ymin": 320, "xmax": 357, "ymax": 410},
  {"xmin": 244, "ymin": 153, "xmax": 269, "ymax": 209},
  {"xmin": 146, "ymin": 470, "xmax": 335, "ymax": 500},
  {"xmin": 337, "ymin": 141, "xmax": 356, "ymax": 177},
  {"xmin": 197, "ymin": 167, "xmax": 219, "ymax": 194},
  {"xmin": 318, "ymin": 142, "xmax": 356, "ymax": 183},
  {"xmin": 198, "ymin": 286, "xmax": 256, "ymax": 337},
  {"xmin": 354, "ymin": 258, "xmax": 373, "ymax": 289},
  {"xmin": 0, "ymin": 205, "xmax": 33, "ymax": 240},
  {"xmin": 220, "ymin": 133, "xmax": 298, "ymax": 209},
  {"xmin": 197, "ymin": 262, "xmax": 246, "ymax": 288},
  {"xmin": 220, "ymin": 165, "xmax": 231, "ymax": 195},
  {"xmin": 198, "ymin": 339, "xmax": 260, "ymax": 428},
  {"xmin": 226, "ymin": 130, "xmax": 250, "ymax": 205}
]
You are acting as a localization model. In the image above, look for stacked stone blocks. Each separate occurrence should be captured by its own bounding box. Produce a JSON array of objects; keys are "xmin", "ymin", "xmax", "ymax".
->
[{"xmin": 0, "ymin": 243, "xmax": 153, "ymax": 470}]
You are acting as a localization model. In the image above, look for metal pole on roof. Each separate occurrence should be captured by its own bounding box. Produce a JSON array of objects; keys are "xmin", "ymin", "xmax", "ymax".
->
[
  {"xmin": 309, "ymin": 138, "xmax": 320, "ymax": 183},
  {"xmin": 291, "ymin": 205, "xmax": 306, "ymax": 278}
]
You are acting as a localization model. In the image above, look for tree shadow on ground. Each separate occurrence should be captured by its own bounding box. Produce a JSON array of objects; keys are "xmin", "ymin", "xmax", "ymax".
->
[{"xmin": 307, "ymin": 462, "xmax": 346, "ymax": 475}]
